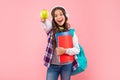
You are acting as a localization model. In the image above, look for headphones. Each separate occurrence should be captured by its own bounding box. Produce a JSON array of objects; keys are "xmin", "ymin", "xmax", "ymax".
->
[{"xmin": 50, "ymin": 6, "xmax": 69, "ymax": 20}]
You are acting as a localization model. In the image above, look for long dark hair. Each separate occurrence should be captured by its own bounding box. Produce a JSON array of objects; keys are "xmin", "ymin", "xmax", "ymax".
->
[{"xmin": 51, "ymin": 7, "xmax": 70, "ymax": 50}]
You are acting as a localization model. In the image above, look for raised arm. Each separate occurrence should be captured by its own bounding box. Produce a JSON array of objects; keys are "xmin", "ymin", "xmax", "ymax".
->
[{"xmin": 40, "ymin": 19, "xmax": 52, "ymax": 34}]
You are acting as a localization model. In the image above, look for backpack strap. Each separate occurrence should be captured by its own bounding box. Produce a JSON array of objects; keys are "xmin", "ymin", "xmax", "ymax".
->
[{"xmin": 69, "ymin": 28, "xmax": 75, "ymax": 37}]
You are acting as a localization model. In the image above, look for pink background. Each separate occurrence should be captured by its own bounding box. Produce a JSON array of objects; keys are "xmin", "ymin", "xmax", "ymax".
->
[{"xmin": 0, "ymin": 0, "xmax": 120, "ymax": 80}]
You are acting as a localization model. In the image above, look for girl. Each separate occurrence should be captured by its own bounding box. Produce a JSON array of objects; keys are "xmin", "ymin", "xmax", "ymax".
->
[{"xmin": 41, "ymin": 6, "xmax": 80, "ymax": 80}]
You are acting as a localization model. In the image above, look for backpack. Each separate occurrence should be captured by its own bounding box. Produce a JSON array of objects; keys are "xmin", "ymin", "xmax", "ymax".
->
[{"xmin": 69, "ymin": 29, "xmax": 88, "ymax": 76}]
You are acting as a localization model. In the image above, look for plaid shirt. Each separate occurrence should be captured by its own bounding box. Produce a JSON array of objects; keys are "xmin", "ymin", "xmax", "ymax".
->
[{"xmin": 43, "ymin": 30, "xmax": 79, "ymax": 71}]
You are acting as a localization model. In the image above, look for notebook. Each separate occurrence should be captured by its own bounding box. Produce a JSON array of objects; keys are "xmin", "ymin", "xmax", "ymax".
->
[{"xmin": 55, "ymin": 31, "xmax": 74, "ymax": 63}]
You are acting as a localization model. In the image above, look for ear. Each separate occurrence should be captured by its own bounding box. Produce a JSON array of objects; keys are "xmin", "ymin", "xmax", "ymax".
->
[{"xmin": 66, "ymin": 13, "xmax": 69, "ymax": 18}]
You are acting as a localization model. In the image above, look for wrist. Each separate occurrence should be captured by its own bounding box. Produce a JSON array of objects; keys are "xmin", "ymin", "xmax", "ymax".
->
[{"xmin": 64, "ymin": 49, "xmax": 67, "ymax": 54}]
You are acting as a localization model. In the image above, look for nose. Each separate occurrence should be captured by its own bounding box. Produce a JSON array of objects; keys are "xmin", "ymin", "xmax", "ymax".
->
[{"xmin": 57, "ymin": 15, "xmax": 61, "ymax": 19}]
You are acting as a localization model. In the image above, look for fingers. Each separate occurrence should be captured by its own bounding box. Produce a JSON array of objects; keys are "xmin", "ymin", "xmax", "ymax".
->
[
  {"xmin": 56, "ymin": 47, "xmax": 60, "ymax": 55},
  {"xmin": 56, "ymin": 47, "xmax": 66, "ymax": 55},
  {"xmin": 41, "ymin": 18, "xmax": 46, "ymax": 23}
]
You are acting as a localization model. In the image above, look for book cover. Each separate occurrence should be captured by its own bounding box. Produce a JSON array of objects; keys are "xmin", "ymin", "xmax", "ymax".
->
[{"xmin": 55, "ymin": 31, "xmax": 74, "ymax": 63}]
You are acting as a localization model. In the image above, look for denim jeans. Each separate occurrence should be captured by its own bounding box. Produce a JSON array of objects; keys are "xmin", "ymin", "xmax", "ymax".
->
[{"xmin": 46, "ymin": 63, "xmax": 72, "ymax": 80}]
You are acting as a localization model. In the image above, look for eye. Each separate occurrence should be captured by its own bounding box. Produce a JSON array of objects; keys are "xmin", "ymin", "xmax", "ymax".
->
[
  {"xmin": 60, "ymin": 13, "xmax": 63, "ymax": 16},
  {"xmin": 55, "ymin": 14, "xmax": 58, "ymax": 17}
]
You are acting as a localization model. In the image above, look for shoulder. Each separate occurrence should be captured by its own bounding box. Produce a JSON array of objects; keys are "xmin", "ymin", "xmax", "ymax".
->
[
  {"xmin": 68, "ymin": 28, "xmax": 76, "ymax": 36},
  {"xmin": 69, "ymin": 28, "xmax": 78, "ymax": 38},
  {"xmin": 69, "ymin": 28, "xmax": 75, "ymax": 32}
]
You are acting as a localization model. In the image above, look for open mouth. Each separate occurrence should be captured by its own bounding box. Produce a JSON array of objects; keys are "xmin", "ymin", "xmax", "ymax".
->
[
  {"xmin": 57, "ymin": 19, "xmax": 63, "ymax": 22},
  {"xmin": 57, "ymin": 19, "xmax": 63, "ymax": 24}
]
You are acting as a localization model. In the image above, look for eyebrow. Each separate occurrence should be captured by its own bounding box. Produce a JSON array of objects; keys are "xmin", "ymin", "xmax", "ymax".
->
[{"xmin": 55, "ymin": 12, "xmax": 63, "ymax": 15}]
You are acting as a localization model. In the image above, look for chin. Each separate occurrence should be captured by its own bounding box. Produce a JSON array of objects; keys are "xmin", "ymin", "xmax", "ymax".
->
[
  {"xmin": 59, "ymin": 24, "xmax": 64, "ymax": 26},
  {"xmin": 59, "ymin": 23, "xmax": 64, "ymax": 26}
]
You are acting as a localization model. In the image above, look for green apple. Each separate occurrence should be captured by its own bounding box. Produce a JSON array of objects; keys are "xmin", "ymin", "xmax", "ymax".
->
[{"xmin": 40, "ymin": 9, "xmax": 49, "ymax": 19}]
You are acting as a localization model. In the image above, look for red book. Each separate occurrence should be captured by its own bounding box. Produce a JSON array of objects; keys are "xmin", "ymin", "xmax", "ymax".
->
[{"xmin": 56, "ymin": 31, "xmax": 74, "ymax": 63}]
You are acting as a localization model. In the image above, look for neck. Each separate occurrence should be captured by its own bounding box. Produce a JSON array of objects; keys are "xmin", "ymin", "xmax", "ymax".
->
[{"xmin": 59, "ymin": 26, "xmax": 64, "ymax": 29}]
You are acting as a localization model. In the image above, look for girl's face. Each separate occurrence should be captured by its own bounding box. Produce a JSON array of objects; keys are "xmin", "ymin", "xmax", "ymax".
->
[{"xmin": 54, "ymin": 9, "xmax": 65, "ymax": 26}]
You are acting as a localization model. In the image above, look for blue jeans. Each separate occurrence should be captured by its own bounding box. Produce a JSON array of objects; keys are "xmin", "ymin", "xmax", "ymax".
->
[{"xmin": 46, "ymin": 63, "xmax": 72, "ymax": 80}]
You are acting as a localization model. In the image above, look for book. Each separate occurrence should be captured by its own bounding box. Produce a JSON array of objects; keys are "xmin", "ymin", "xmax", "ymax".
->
[{"xmin": 55, "ymin": 31, "xmax": 74, "ymax": 63}]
